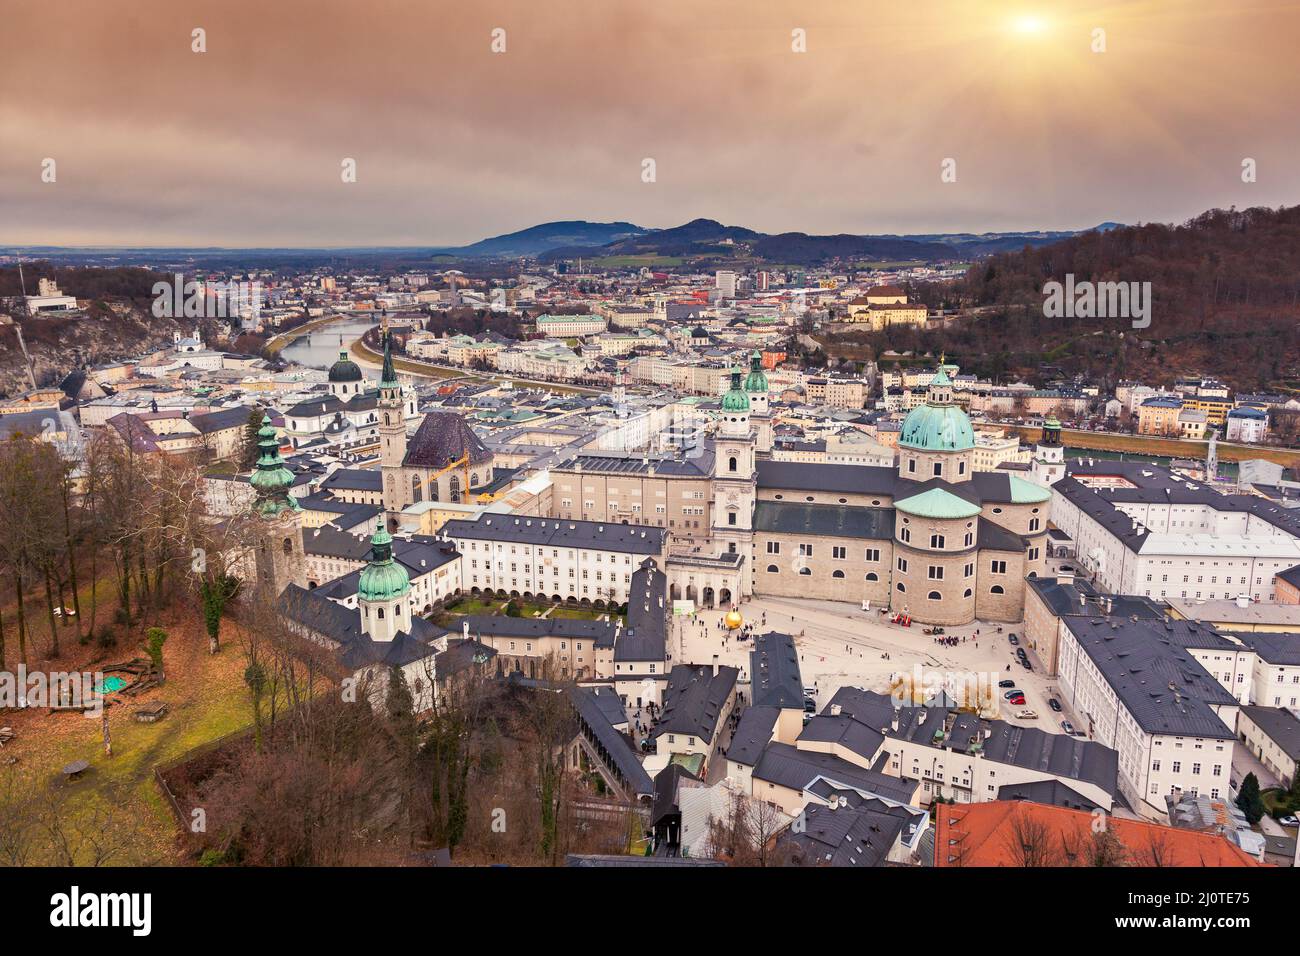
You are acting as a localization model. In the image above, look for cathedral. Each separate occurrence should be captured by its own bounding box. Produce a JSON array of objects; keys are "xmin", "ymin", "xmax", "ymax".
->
[
  {"xmin": 747, "ymin": 367, "xmax": 1051, "ymax": 625},
  {"xmin": 376, "ymin": 335, "xmax": 496, "ymax": 530}
]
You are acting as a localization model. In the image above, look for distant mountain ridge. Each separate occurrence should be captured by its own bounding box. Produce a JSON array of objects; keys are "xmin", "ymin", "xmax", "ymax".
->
[
  {"xmin": 428, "ymin": 220, "xmax": 648, "ymax": 258},
  {"xmin": 440, "ymin": 217, "xmax": 1123, "ymax": 264}
]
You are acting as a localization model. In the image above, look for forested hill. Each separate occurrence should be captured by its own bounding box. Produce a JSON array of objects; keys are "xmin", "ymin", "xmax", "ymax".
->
[{"xmin": 962, "ymin": 205, "xmax": 1300, "ymax": 319}]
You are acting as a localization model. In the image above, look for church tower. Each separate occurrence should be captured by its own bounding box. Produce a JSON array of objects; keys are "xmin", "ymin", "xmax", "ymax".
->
[
  {"xmin": 712, "ymin": 370, "xmax": 756, "ymax": 596},
  {"xmin": 743, "ymin": 350, "xmax": 772, "ymax": 454},
  {"xmin": 1030, "ymin": 417, "xmax": 1066, "ymax": 487},
  {"xmin": 249, "ymin": 413, "xmax": 304, "ymax": 596},
  {"xmin": 378, "ymin": 331, "xmax": 408, "ymax": 528},
  {"xmin": 357, "ymin": 526, "xmax": 411, "ymax": 644}
]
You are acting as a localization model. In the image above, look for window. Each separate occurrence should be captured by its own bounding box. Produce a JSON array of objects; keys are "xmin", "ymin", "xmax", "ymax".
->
[
  {"xmin": 767, "ymin": 541, "xmax": 780, "ymax": 554},
  {"xmin": 866, "ymin": 572, "xmax": 879, "ymax": 581},
  {"xmin": 990, "ymin": 560, "xmax": 1007, "ymax": 574},
  {"xmin": 832, "ymin": 570, "xmax": 845, "ymax": 578},
  {"xmin": 766, "ymin": 565, "xmax": 779, "ymax": 573},
  {"xmin": 908, "ymin": 458, "xmax": 917, "ymax": 473},
  {"xmin": 865, "ymin": 548, "xmax": 880, "ymax": 562},
  {"xmin": 928, "ymin": 590, "xmax": 942, "ymax": 600},
  {"xmin": 933, "ymin": 462, "xmax": 942, "ymax": 477},
  {"xmin": 729, "ymin": 456, "xmax": 737, "ymax": 472},
  {"xmin": 897, "ymin": 557, "xmax": 908, "ymax": 573},
  {"xmin": 832, "ymin": 546, "xmax": 846, "ymax": 560},
  {"xmin": 990, "ymin": 585, "xmax": 1004, "ymax": 594},
  {"xmin": 896, "ymin": 582, "xmax": 906, "ymax": 592},
  {"xmin": 930, "ymin": 534, "xmax": 945, "ymax": 549},
  {"xmin": 928, "ymin": 566, "xmax": 943, "ymax": 580},
  {"xmin": 799, "ymin": 543, "xmax": 814, "ymax": 557}
]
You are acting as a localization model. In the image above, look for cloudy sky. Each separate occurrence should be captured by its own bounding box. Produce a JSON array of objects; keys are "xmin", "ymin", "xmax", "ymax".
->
[{"xmin": 2, "ymin": 0, "xmax": 1298, "ymax": 247}]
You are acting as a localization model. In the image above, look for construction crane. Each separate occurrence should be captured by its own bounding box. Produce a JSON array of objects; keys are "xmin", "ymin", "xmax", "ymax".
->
[{"xmin": 414, "ymin": 453, "xmax": 473, "ymax": 503}]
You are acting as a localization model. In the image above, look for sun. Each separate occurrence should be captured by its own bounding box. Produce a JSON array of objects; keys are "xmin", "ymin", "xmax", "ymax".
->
[{"xmin": 1011, "ymin": 14, "xmax": 1048, "ymax": 35}]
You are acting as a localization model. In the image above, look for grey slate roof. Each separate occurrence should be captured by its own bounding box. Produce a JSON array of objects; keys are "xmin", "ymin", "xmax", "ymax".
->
[
  {"xmin": 727, "ymin": 705, "xmax": 779, "ymax": 766},
  {"xmin": 751, "ymin": 742, "xmax": 918, "ymax": 804},
  {"xmin": 1240, "ymin": 705, "xmax": 1300, "ymax": 762},
  {"xmin": 618, "ymin": 558, "xmax": 669, "ymax": 663},
  {"xmin": 1062, "ymin": 617, "xmax": 1238, "ymax": 739},
  {"xmin": 279, "ymin": 583, "xmax": 445, "ymax": 669},
  {"xmin": 442, "ymin": 514, "xmax": 666, "ymax": 555},
  {"xmin": 749, "ymin": 631, "xmax": 804, "ymax": 709},
  {"xmin": 654, "ymin": 664, "xmax": 738, "ymax": 744},
  {"xmin": 753, "ymin": 501, "xmax": 894, "ymax": 540}
]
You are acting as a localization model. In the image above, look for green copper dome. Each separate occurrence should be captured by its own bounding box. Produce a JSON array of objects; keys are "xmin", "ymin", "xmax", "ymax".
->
[
  {"xmin": 358, "ymin": 527, "xmax": 410, "ymax": 602},
  {"xmin": 250, "ymin": 414, "xmax": 300, "ymax": 517},
  {"xmin": 899, "ymin": 367, "xmax": 974, "ymax": 452},
  {"xmin": 721, "ymin": 370, "xmax": 751, "ymax": 412},
  {"xmin": 743, "ymin": 350, "xmax": 768, "ymax": 393}
]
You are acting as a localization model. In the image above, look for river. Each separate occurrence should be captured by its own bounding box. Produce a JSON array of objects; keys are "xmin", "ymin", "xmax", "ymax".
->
[{"xmin": 279, "ymin": 317, "xmax": 380, "ymax": 370}]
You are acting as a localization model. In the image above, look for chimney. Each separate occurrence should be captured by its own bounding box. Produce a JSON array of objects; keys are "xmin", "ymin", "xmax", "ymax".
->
[
  {"xmin": 1236, "ymin": 593, "xmax": 1250, "ymax": 609},
  {"xmin": 830, "ymin": 703, "xmax": 842, "ymax": 717},
  {"xmin": 712, "ymin": 654, "xmax": 719, "ymax": 677}
]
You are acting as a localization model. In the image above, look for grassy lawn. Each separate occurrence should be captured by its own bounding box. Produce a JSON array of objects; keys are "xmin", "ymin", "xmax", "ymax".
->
[
  {"xmin": 0, "ymin": 610, "xmax": 258, "ymax": 865},
  {"xmin": 440, "ymin": 597, "xmax": 622, "ymax": 623}
]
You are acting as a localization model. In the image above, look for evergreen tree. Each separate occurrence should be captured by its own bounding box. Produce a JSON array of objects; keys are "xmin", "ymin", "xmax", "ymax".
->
[
  {"xmin": 1236, "ymin": 772, "xmax": 1266, "ymax": 824},
  {"xmin": 239, "ymin": 406, "xmax": 264, "ymax": 470}
]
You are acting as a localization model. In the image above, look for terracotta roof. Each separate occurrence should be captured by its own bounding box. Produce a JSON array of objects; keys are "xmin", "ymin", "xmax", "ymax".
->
[{"xmin": 934, "ymin": 801, "xmax": 1261, "ymax": 867}]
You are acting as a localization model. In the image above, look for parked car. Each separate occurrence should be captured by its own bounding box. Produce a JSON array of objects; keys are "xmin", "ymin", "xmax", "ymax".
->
[
  {"xmin": 999, "ymin": 679, "xmax": 1016, "ymax": 688},
  {"xmin": 1015, "ymin": 709, "xmax": 1038, "ymax": 720},
  {"xmin": 803, "ymin": 698, "xmax": 816, "ymax": 713},
  {"xmin": 1048, "ymin": 698, "xmax": 1063, "ymax": 712},
  {"xmin": 1003, "ymin": 690, "xmax": 1022, "ymax": 700},
  {"xmin": 1020, "ymin": 660, "xmax": 1032, "ymax": 671},
  {"xmin": 1008, "ymin": 634, "xmax": 1019, "ymax": 645},
  {"xmin": 1061, "ymin": 720, "xmax": 1075, "ymax": 735},
  {"xmin": 1280, "ymin": 815, "xmax": 1299, "ymax": 828},
  {"xmin": 803, "ymin": 687, "xmax": 818, "ymax": 699},
  {"xmin": 1008, "ymin": 694, "xmax": 1026, "ymax": 705}
]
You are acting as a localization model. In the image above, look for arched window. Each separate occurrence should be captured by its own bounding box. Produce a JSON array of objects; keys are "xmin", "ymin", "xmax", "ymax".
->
[
  {"xmin": 798, "ymin": 567, "xmax": 811, "ymax": 576},
  {"xmin": 449, "ymin": 474, "xmax": 461, "ymax": 502},
  {"xmin": 866, "ymin": 572, "xmax": 879, "ymax": 581},
  {"xmin": 394, "ymin": 604, "xmax": 401, "ymax": 616},
  {"xmin": 282, "ymin": 538, "xmax": 293, "ymax": 554},
  {"xmin": 377, "ymin": 607, "xmax": 385, "ymax": 619},
  {"xmin": 729, "ymin": 456, "xmax": 737, "ymax": 472},
  {"xmin": 384, "ymin": 413, "xmax": 390, "ymax": 426},
  {"xmin": 928, "ymin": 590, "xmax": 942, "ymax": 600},
  {"xmin": 766, "ymin": 565, "xmax": 779, "ymax": 573},
  {"xmin": 990, "ymin": 585, "xmax": 1004, "ymax": 594},
  {"xmin": 412, "ymin": 475, "xmax": 422, "ymax": 503},
  {"xmin": 963, "ymin": 588, "xmax": 973, "ymax": 598},
  {"xmin": 896, "ymin": 583, "xmax": 906, "ymax": 592},
  {"xmin": 832, "ymin": 570, "xmax": 845, "ymax": 578}
]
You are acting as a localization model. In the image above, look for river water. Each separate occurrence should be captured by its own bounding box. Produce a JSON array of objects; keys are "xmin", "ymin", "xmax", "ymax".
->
[{"xmin": 280, "ymin": 317, "xmax": 380, "ymax": 370}]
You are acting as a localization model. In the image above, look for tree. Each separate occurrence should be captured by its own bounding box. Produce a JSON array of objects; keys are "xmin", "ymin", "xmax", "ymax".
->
[
  {"xmin": 1236, "ymin": 772, "xmax": 1266, "ymax": 825},
  {"xmin": 145, "ymin": 627, "xmax": 168, "ymax": 678},
  {"xmin": 239, "ymin": 406, "xmax": 264, "ymax": 470}
]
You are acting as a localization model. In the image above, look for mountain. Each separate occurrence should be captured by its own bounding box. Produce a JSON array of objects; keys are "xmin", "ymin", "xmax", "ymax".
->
[
  {"xmin": 530, "ymin": 218, "xmax": 1124, "ymax": 266},
  {"xmin": 428, "ymin": 220, "xmax": 648, "ymax": 258}
]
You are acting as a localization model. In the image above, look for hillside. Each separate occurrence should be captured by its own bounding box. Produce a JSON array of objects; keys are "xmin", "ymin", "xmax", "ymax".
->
[
  {"xmin": 429, "ymin": 220, "xmax": 648, "ymax": 258},
  {"xmin": 821, "ymin": 206, "xmax": 1300, "ymax": 393}
]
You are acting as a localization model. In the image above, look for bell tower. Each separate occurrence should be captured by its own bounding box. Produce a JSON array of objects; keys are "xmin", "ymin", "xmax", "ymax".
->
[
  {"xmin": 1031, "ymin": 417, "xmax": 1066, "ymax": 487},
  {"xmin": 712, "ymin": 369, "xmax": 756, "ymax": 596},
  {"xmin": 377, "ymin": 330, "xmax": 408, "ymax": 528}
]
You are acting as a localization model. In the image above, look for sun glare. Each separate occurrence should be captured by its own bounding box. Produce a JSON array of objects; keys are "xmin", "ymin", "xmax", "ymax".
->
[{"xmin": 1012, "ymin": 14, "xmax": 1047, "ymax": 35}]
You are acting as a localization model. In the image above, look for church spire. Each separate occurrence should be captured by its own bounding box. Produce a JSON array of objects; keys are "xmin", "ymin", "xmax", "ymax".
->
[
  {"xmin": 380, "ymin": 330, "xmax": 398, "ymax": 388},
  {"xmin": 250, "ymin": 413, "xmax": 299, "ymax": 517}
]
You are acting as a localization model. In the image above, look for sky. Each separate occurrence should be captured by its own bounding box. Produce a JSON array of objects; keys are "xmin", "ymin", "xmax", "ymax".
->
[{"xmin": 2, "ymin": 0, "xmax": 1299, "ymax": 247}]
